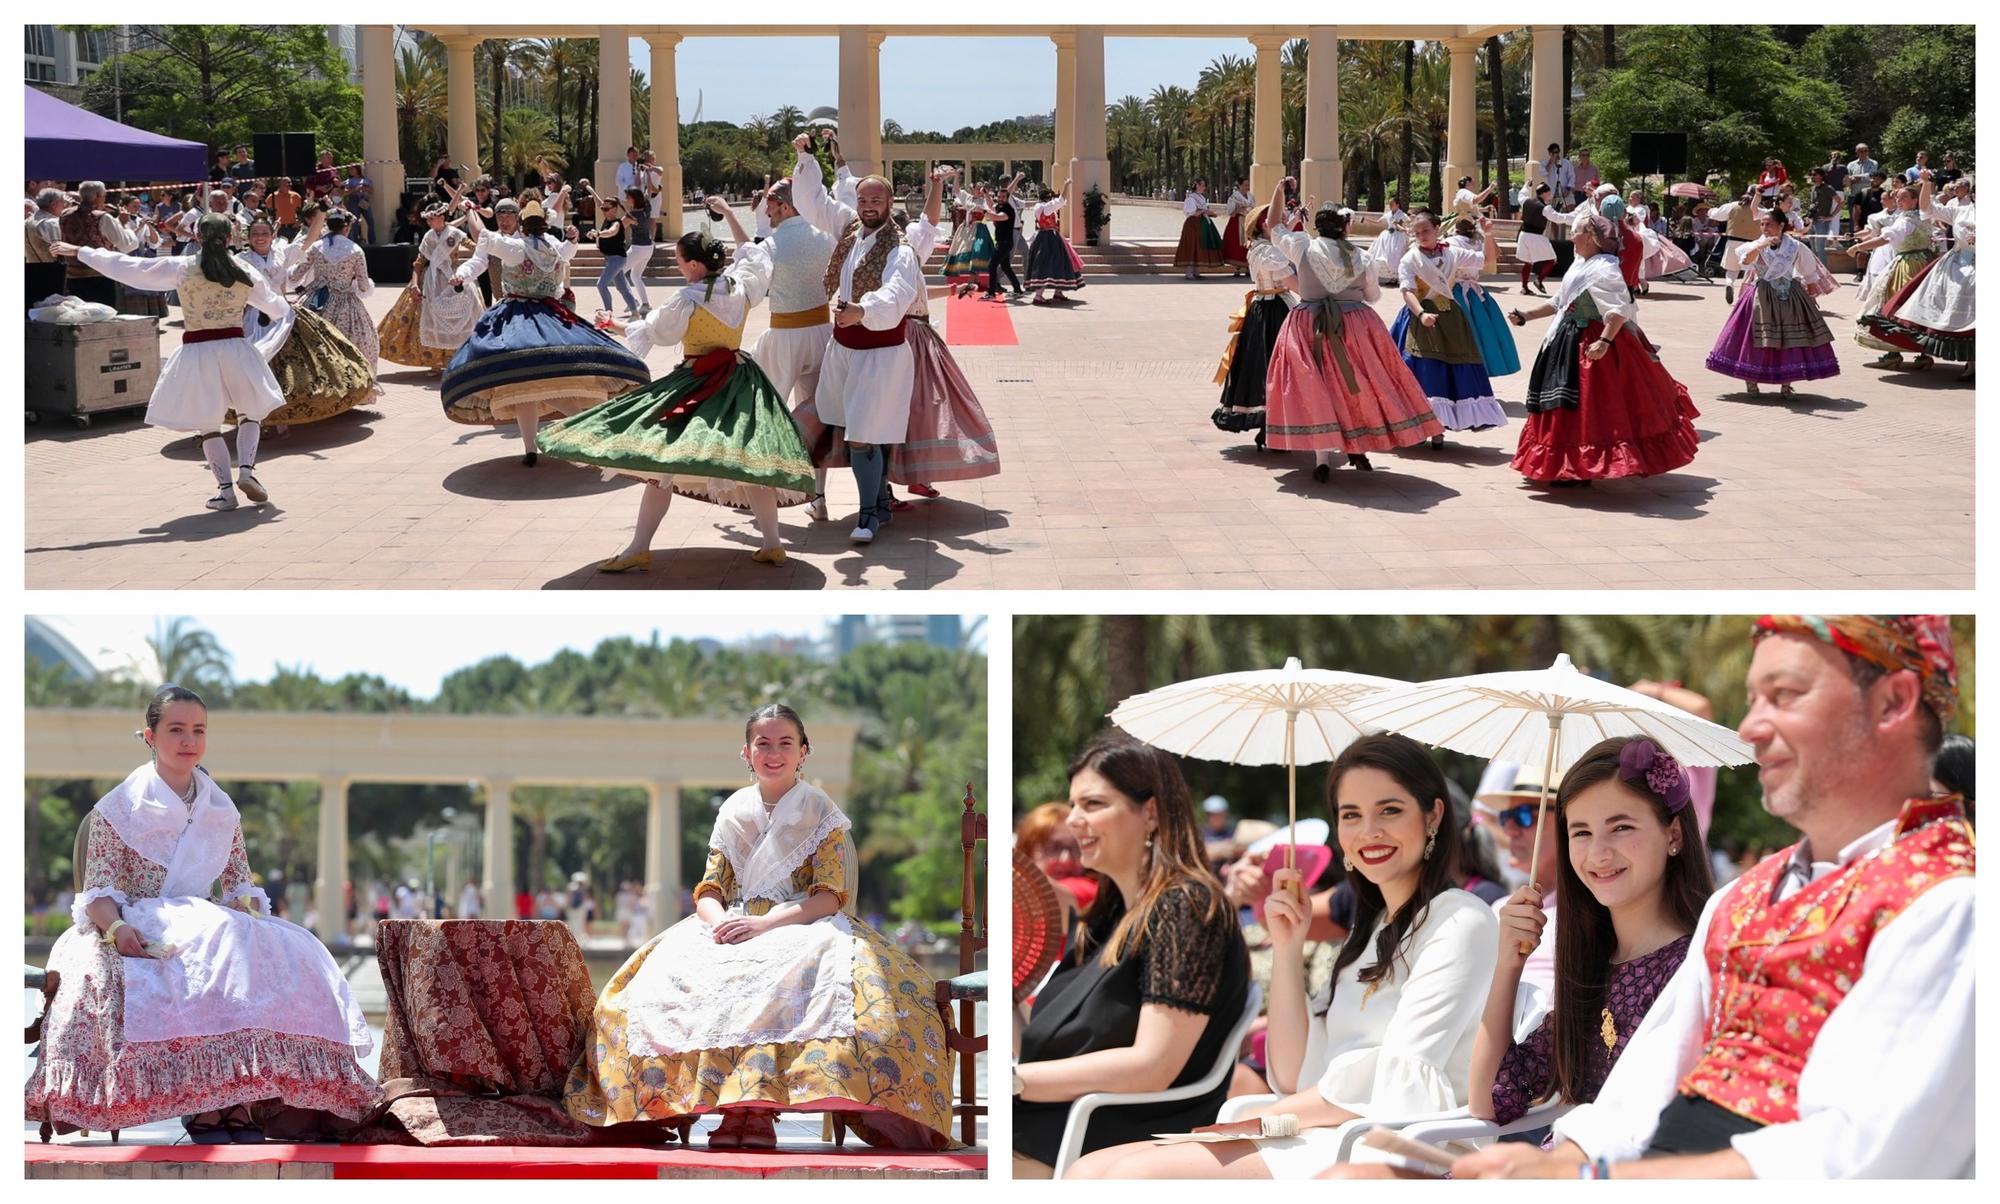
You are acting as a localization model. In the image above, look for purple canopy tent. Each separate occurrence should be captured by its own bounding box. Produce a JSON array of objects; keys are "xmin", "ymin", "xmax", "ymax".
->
[{"xmin": 24, "ymin": 86, "xmax": 208, "ymax": 182}]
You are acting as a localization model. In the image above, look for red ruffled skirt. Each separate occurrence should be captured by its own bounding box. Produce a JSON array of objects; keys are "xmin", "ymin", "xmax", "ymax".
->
[
  {"xmin": 1264, "ymin": 299, "xmax": 1443, "ymax": 452},
  {"xmin": 1513, "ymin": 318, "xmax": 1701, "ymax": 482}
]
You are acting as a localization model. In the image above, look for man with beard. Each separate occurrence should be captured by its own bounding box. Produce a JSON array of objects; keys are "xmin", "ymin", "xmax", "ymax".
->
[
  {"xmin": 1455, "ymin": 616, "xmax": 1972, "ymax": 1180},
  {"xmin": 788, "ymin": 133, "xmax": 921, "ymax": 544}
]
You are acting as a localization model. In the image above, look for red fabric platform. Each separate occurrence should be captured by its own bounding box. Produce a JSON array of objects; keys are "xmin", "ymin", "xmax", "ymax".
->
[
  {"xmin": 24, "ymin": 1142, "xmax": 987, "ymax": 1179},
  {"xmin": 943, "ymin": 291, "xmax": 1018, "ymax": 346}
]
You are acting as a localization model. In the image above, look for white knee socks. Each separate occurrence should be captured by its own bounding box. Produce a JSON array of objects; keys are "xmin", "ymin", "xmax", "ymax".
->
[{"xmin": 200, "ymin": 433, "xmax": 233, "ymax": 487}]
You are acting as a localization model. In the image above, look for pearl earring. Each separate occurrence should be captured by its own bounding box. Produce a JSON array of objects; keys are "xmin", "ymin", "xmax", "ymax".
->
[
  {"xmin": 1342, "ymin": 854, "xmax": 1355, "ymax": 872},
  {"xmin": 1423, "ymin": 828, "xmax": 1437, "ymax": 859}
]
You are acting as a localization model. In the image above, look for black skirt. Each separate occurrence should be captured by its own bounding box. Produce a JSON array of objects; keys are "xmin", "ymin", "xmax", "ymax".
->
[{"xmin": 1212, "ymin": 294, "xmax": 1290, "ymax": 432}]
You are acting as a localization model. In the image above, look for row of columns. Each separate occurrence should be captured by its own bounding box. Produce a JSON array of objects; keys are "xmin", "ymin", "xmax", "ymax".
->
[
  {"xmin": 365, "ymin": 25, "xmax": 1562, "ymax": 251},
  {"xmin": 308, "ymin": 776, "xmax": 685, "ymax": 943}
]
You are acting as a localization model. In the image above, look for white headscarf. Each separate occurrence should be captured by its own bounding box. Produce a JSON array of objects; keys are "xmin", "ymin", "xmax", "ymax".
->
[{"xmin": 708, "ymin": 778, "xmax": 851, "ymax": 904}]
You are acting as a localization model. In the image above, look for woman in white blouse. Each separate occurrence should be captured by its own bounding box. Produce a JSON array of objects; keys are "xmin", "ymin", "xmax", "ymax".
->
[
  {"xmin": 1065, "ymin": 732, "xmax": 1499, "ymax": 1179},
  {"xmin": 1704, "ymin": 210, "xmax": 1841, "ymax": 395}
]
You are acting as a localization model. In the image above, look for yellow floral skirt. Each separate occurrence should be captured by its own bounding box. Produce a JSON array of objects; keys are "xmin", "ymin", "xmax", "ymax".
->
[
  {"xmin": 563, "ymin": 912, "xmax": 959, "ymax": 1150},
  {"xmin": 377, "ymin": 286, "xmax": 454, "ymax": 369}
]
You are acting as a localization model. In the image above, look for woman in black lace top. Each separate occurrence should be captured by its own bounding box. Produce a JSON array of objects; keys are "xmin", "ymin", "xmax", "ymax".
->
[
  {"xmin": 1469, "ymin": 736, "xmax": 1714, "ymax": 1133},
  {"xmin": 1012, "ymin": 732, "xmax": 1250, "ymax": 1177}
]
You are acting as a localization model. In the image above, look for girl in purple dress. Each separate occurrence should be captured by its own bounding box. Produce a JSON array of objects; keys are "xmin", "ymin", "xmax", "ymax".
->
[
  {"xmin": 1704, "ymin": 211, "xmax": 1841, "ymax": 395},
  {"xmin": 1467, "ymin": 736, "xmax": 1715, "ymax": 1138}
]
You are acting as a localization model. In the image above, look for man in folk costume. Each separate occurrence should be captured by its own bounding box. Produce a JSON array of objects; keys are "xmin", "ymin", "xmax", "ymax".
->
[
  {"xmin": 1457, "ymin": 615, "xmax": 1973, "ymax": 1180},
  {"xmin": 788, "ymin": 134, "xmax": 922, "ymax": 544},
  {"xmin": 746, "ymin": 172, "xmax": 839, "ymax": 520}
]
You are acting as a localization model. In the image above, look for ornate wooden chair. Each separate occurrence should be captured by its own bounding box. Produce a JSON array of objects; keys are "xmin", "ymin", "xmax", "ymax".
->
[{"xmin": 933, "ymin": 782, "xmax": 988, "ymax": 1146}]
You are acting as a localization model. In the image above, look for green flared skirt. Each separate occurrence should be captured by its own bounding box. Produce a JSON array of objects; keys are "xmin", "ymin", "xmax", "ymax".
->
[{"xmin": 538, "ymin": 350, "xmax": 817, "ymax": 508}]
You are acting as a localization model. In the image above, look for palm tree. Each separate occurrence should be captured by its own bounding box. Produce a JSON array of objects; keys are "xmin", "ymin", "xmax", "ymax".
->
[
  {"xmin": 394, "ymin": 34, "xmax": 449, "ymax": 174},
  {"xmin": 1399, "ymin": 40, "xmax": 1417, "ymax": 204},
  {"xmin": 1338, "ymin": 89, "xmax": 1400, "ymax": 210},
  {"xmin": 1485, "ymin": 35, "xmax": 1512, "ymax": 213},
  {"xmin": 1107, "ymin": 95, "xmax": 1148, "ymax": 190},
  {"xmin": 770, "ymin": 104, "xmax": 805, "ymax": 147},
  {"xmin": 145, "ymin": 618, "xmax": 231, "ymax": 695},
  {"xmin": 1281, "ymin": 38, "xmax": 1308, "ymax": 175},
  {"xmin": 497, "ymin": 110, "xmax": 565, "ymax": 188}
]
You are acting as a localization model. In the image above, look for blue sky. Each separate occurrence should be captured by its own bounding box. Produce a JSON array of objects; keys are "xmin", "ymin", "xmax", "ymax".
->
[
  {"xmin": 38, "ymin": 615, "xmax": 976, "ymax": 698},
  {"xmin": 633, "ymin": 35, "xmax": 1255, "ymax": 131}
]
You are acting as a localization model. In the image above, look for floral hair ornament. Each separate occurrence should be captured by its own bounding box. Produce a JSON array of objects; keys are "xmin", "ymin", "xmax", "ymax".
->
[{"xmin": 1617, "ymin": 738, "xmax": 1691, "ymax": 812}]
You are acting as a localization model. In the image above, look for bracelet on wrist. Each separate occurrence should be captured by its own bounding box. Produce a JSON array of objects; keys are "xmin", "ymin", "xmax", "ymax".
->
[{"xmin": 100, "ymin": 918, "xmax": 128, "ymax": 945}]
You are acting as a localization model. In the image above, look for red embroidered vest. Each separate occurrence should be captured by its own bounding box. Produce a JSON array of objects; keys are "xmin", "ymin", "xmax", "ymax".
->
[
  {"xmin": 1036, "ymin": 212, "xmax": 1060, "ymax": 231},
  {"xmin": 1678, "ymin": 796, "xmax": 1973, "ymax": 1125}
]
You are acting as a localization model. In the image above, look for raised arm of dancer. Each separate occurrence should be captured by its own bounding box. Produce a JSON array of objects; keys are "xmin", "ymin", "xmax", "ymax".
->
[
  {"xmin": 61, "ymin": 244, "xmax": 188, "ymax": 289},
  {"xmin": 709, "ymin": 196, "xmax": 752, "ymax": 248},
  {"xmin": 790, "ymin": 134, "xmax": 854, "ymax": 237},
  {"xmin": 1479, "ymin": 216, "xmax": 1499, "ymax": 272}
]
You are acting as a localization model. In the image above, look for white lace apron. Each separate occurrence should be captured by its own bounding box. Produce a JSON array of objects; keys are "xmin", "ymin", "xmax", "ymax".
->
[
  {"xmin": 93, "ymin": 764, "xmax": 373, "ymax": 1053},
  {"xmin": 621, "ymin": 780, "xmax": 857, "ymax": 1056}
]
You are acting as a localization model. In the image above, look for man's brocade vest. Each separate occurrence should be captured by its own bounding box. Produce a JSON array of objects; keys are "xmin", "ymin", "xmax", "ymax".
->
[{"xmin": 1678, "ymin": 795, "xmax": 1973, "ymax": 1125}]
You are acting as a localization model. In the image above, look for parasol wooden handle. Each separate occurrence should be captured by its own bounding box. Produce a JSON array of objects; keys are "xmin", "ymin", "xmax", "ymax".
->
[{"xmin": 1519, "ymin": 719, "xmax": 1563, "ymax": 955}]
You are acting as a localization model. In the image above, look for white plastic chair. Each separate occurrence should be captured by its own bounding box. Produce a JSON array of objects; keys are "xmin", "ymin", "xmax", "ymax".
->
[
  {"xmin": 1050, "ymin": 983, "xmax": 1263, "ymax": 1179},
  {"xmin": 1219, "ymin": 1091, "xmax": 1570, "ymax": 1166}
]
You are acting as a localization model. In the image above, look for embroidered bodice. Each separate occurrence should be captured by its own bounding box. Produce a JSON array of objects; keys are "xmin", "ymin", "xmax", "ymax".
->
[
  {"xmin": 303, "ymin": 245, "xmax": 371, "ymax": 297},
  {"xmin": 181, "ymin": 269, "xmax": 256, "ymax": 331},
  {"xmin": 682, "ymin": 305, "xmax": 743, "ymax": 356}
]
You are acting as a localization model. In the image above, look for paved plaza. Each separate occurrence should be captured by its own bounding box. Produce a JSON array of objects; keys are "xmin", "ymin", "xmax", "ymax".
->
[{"xmin": 24, "ymin": 253, "xmax": 1973, "ymax": 591}]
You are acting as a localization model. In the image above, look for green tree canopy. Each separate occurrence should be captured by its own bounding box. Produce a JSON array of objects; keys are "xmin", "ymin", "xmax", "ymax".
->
[{"xmin": 77, "ymin": 26, "xmax": 360, "ymax": 175}]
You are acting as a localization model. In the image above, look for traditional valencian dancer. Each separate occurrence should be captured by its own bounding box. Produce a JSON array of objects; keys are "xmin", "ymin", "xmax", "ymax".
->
[
  {"xmin": 1221, "ymin": 177, "xmax": 1254, "ymax": 276},
  {"xmin": 287, "ymin": 210, "xmax": 379, "ymax": 385},
  {"xmin": 799, "ymin": 168, "xmax": 1002, "ymax": 497},
  {"xmin": 1506, "ymin": 213, "xmax": 1699, "ymax": 487},
  {"xmin": 1515, "ymin": 183, "xmax": 1559, "ymax": 296},
  {"xmin": 1176, "ymin": 179, "xmax": 1228, "ymax": 279},
  {"xmin": 1266, "ymin": 194, "xmax": 1444, "ymax": 479},
  {"xmin": 1210, "ymin": 183, "xmax": 1296, "ymax": 448},
  {"xmin": 52, "ymin": 216, "xmax": 292, "ymax": 511},
  {"xmin": 1861, "ymin": 185, "xmax": 1974, "ymax": 380},
  {"xmin": 1373, "ymin": 199, "xmax": 1414, "ymax": 283},
  {"xmin": 1449, "ymin": 216, "xmax": 1522, "ymax": 377},
  {"xmin": 537, "ymin": 221, "xmax": 816, "ymax": 573},
  {"xmin": 740, "ymin": 178, "xmax": 839, "ymax": 519},
  {"xmin": 1705, "ymin": 209, "xmax": 1842, "ymax": 395},
  {"xmin": 235, "ymin": 214, "xmax": 377, "ymax": 431},
  {"xmin": 377, "ymin": 200, "xmax": 481, "ymax": 373},
  {"xmin": 440, "ymin": 200, "xmax": 650, "ymax": 466},
  {"xmin": 565, "ymin": 704, "xmax": 956, "ymax": 1152},
  {"xmin": 786, "ymin": 134, "xmax": 923, "ymax": 545},
  {"xmin": 943, "ymin": 184, "xmax": 995, "ymax": 300},
  {"xmin": 25, "ymin": 686, "xmax": 377, "ymax": 1141},
  {"xmin": 1024, "ymin": 181, "xmax": 1087, "ymax": 303},
  {"xmin": 1851, "ymin": 181, "xmax": 1940, "ymax": 369},
  {"xmin": 1391, "ymin": 210, "xmax": 1507, "ymax": 443},
  {"xmin": 1458, "ymin": 615, "xmax": 1972, "ymax": 1180}
]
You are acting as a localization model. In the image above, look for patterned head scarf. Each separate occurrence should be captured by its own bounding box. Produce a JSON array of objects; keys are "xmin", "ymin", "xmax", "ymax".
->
[{"xmin": 1753, "ymin": 615, "xmax": 1958, "ymax": 724}]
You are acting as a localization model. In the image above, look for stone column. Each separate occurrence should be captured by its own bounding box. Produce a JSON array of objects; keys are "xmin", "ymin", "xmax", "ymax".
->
[
  {"xmin": 866, "ymin": 32, "xmax": 886, "ymax": 176},
  {"xmin": 1299, "ymin": 26, "xmax": 1341, "ymax": 211},
  {"xmin": 1070, "ymin": 26, "xmax": 1109, "ymax": 244},
  {"xmin": 644, "ymin": 781, "xmax": 683, "ymax": 932},
  {"xmin": 313, "ymin": 776, "xmax": 349, "ymax": 944},
  {"xmin": 1052, "ymin": 31, "xmax": 1076, "ymax": 236},
  {"xmin": 644, "ymin": 33, "xmax": 683, "ymax": 238},
  {"xmin": 1250, "ymin": 34, "xmax": 1288, "ymax": 204},
  {"xmin": 1445, "ymin": 37, "xmax": 1480, "ymax": 197},
  {"xmin": 596, "ymin": 27, "xmax": 633, "ymax": 202},
  {"xmin": 838, "ymin": 27, "xmax": 876, "ymax": 176},
  {"xmin": 443, "ymin": 35, "xmax": 481, "ymax": 178},
  {"xmin": 357, "ymin": 26, "xmax": 404, "ymax": 241},
  {"xmin": 483, "ymin": 778, "xmax": 515, "ymax": 917},
  {"xmin": 1528, "ymin": 25, "xmax": 1564, "ymax": 189}
]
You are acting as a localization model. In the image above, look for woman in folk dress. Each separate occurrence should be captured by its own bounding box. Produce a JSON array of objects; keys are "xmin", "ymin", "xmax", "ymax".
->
[
  {"xmin": 378, "ymin": 202, "xmax": 481, "ymax": 372},
  {"xmin": 24, "ymin": 686, "xmax": 376, "ymax": 1141},
  {"xmin": 1705, "ymin": 210, "xmax": 1842, "ymax": 395},
  {"xmin": 1390, "ymin": 210, "xmax": 1508, "ymax": 442},
  {"xmin": 564, "ymin": 704, "xmax": 956, "ymax": 1151},
  {"xmin": 289, "ymin": 210, "xmax": 379, "ymax": 380},
  {"xmin": 51, "ymin": 215, "xmax": 292, "ymax": 511},
  {"xmin": 235, "ymin": 213, "xmax": 377, "ymax": 432}
]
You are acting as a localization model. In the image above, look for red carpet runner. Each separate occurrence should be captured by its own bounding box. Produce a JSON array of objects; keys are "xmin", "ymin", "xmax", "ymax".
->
[
  {"xmin": 943, "ymin": 290, "xmax": 1018, "ymax": 346},
  {"xmin": 25, "ymin": 1142, "xmax": 987, "ymax": 1180}
]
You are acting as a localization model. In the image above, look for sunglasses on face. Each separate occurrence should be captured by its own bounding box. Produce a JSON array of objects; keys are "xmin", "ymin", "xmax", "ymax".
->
[{"xmin": 1491, "ymin": 803, "xmax": 1541, "ymax": 830}]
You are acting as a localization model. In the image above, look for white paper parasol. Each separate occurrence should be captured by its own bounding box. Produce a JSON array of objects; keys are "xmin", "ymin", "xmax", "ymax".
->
[
  {"xmin": 1109, "ymin": 657, "xmax": 1406, "ymax": 873},
  {"xmin": 1346, "ymin": 653, "xmax": 1754, "ymax": 939}
]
